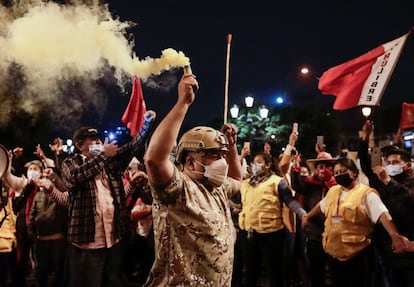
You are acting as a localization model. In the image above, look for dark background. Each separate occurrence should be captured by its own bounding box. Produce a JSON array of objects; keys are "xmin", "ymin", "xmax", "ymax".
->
[{"xmin": 1, "ymin": 0, "xmax": 413, "ymax": 159}]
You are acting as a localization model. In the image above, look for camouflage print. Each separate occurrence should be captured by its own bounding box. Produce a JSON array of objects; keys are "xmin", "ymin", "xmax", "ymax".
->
[{"xmin": 144, "ymin": 166, "xmax": 236, "ymax": 287}]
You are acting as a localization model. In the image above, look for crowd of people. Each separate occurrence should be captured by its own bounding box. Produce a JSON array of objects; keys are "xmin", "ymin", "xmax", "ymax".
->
[{"xmin": 0, "ymin": 70, "xmax": 414, "ymax": 287}]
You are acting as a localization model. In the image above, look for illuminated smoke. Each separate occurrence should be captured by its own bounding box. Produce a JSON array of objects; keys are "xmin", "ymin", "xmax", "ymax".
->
[{"xmin": 0, "ymin": 0, "xmax": 189, "ymax": 131}]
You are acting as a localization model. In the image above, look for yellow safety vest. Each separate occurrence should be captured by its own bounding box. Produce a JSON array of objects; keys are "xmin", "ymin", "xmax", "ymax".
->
[
  {"xmin": 323, "ymin": 183, "xmax": 376, "ymax": 261},
  {"xmin": 238, "ymin": 175, "xmax": 285, "ymax": 233}
]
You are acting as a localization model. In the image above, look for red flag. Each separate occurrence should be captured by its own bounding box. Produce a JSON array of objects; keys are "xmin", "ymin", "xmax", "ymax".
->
[
  {"xmin": 400, "ymin": 102, "xmax": 414, "ymax": 130},
  {"xmin": 122, "ymin": 76, "xmax": 146, "ymax": 137},
  {"xmin": 318, "ymin": 32, "xmax": 410, "ymax": 110}
]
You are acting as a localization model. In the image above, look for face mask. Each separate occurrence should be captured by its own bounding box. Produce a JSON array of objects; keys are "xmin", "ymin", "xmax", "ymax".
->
[
  {"xmin": 251, "ymin": 163, "xmax": 264, "ymax": 176},
  {"xmin": 27, "ymin": 170, "xmax": 41, "ymax": 180},
  {"xmin": 89, "ymin": 143, "xmax": 103, "ymax": 154},
  {"xmin": 197, "ymin": 158, "xmax": 229, "ymax": 187},
  {"xmin": 334, "ymin": 172, "xmax": 353, "ymax": 188},
  {"xmin": 385, "ymin": 164, "xmax": 403, "ymax": 177},
  {"xmin": 204, "ymin": 158, "xmax": 229, "ymax": 187}
]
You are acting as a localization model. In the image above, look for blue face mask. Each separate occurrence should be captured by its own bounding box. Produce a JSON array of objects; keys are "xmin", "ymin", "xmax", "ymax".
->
[{"xmin": 385, "ymin": 164, "xmax": 403, "ymax": 177}]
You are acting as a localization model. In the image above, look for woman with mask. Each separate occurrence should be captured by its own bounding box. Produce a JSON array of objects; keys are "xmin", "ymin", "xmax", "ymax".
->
[
  {"xmin": 302, "ymin": 157, "xmax": 408, "ymax": 287},
  {"xmin": 4, "ymin": 158, "xmax": 44, "ymax": 287},
  {"xmin": 238, "ymin": 152, "xmax": 307, "ymax": 287}
]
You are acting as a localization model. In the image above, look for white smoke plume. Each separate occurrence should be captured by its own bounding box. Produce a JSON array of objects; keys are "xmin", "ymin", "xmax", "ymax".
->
[{"xmin": 0, "ymin": 0, "xmax": 190, "ymax": 130}]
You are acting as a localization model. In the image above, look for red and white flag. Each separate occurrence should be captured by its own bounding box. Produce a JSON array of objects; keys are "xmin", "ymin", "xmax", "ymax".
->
[
  {"xmin": 399, "ymin": 102, "xmax": 414, "ymax": 130},
  {"xmin": 122, "ymin": 76, "xmax": 147, "ymax": 137},
  {"xmin": 318, "ymin": 32, "xmax": 410, "ymax": 110}
]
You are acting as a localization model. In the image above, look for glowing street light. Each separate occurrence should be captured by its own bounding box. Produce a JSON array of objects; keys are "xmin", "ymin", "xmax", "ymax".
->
[
  {"xmin": 230, "ymin": 96, "xmax": 269, "ymax": 120},
  {"xmin": 300, "ymin": 67, "xmax": 310, "ymax": 75},
  {"xmin": 276, "ymin": 96, "xmax": 284, "ymax": 105},
  {"xmin": 361, "ymin": 106, "xmax": 372, "ymax": 118},
  {"xmin": 245, "ymin": 95, "xmax": 254, "ymax": 108},
  {"xmin": 230, "ymin": 104, "xmax": 239, "ymax": 118},
  {"xmin": 259, "ymin": 105, "xmax": 269, "ymax": 119},
  {"xmin": 299, "ymin": 65, "xmax": 320, "ymax": 80}
]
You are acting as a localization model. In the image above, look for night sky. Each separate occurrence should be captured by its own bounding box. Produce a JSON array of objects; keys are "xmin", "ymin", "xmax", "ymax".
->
[
  {"xmin": 104, "ymin": 0, "xmax": 414, "ymax": 134},
  {"xmin": 0, "ymin": 0, "xmax": 413, "ymax": 151}
]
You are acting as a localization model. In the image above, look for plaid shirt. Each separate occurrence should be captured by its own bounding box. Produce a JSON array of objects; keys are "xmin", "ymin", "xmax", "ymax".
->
[{"xmin": 61, "ymin": 118, "xmax": 153, "ymax": 244}]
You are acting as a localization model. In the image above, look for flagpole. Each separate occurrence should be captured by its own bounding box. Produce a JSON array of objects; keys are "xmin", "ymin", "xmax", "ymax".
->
[{"xmin": 223, "ymin": 34, "xmax": 232, "ymax": 124}]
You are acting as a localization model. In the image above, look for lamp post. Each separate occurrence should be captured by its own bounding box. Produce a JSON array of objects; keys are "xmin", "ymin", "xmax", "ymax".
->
[
  {"xmin": 230, "ymin": 95, "xmax": 270, "ymax": 142},
  {"xmin": 361, "ymin": 107, "xmax": 372, "ymax": 119},
  {"xmin": 230, "ymin": 96, "xmax": 269, "ymax": 122},
  {"xmin": 361, "ymin": 106, "xmax": 375, "ymax": 148},
  {"xmin": 299, "ymin": 65, "xmax": 321, "ymax": 80},
  {"xmin": 281, "ymin": 65, "xmax": 321, "ymax": 106}
]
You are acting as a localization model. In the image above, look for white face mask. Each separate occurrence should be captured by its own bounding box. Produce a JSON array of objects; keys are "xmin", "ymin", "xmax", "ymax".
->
[
  {"xmin": 89, "ymin": 143, "xmax": 103, "ymax": 154},
  {"xmin": 385, "ymin": 164, "xmax": 403, "ymax": 177},
  {"xmin": 204, "ymin": 158, "xmax": 229, "ymax": 186},
  {"xmin": 27, "ymin": 170, "xmax": 41, "ymax": 180},
  {"xmin": 251, "ymin": 162, "xmax": 264, "ymax": 176},
  {"xmin": 193, "ymin": 158, "xmax": 229, "ymax": 187}
]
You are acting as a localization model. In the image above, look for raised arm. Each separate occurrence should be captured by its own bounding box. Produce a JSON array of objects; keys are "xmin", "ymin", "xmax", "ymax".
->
[
  {"xmin": 144, "ymin": 71, "xmax": 199, "ymax": 186},
  {"xmin": 279, "ymin": 131, "xmax": 298, "ymax": 175},
  {"xmin": 4, "ymin": 150, "xmax": 27, "ymax": 193},
  {"xmin": 221, "ymin": 124, "xmax": 242, "ymax": 183}
]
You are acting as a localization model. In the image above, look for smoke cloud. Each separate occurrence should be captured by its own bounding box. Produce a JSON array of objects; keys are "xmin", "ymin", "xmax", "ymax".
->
[{"xmin": 0, "ymin": 0, "xmax": 189, "ymax": 131}]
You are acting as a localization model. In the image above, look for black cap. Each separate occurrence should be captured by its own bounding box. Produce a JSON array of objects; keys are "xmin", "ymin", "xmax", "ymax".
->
[{"xmin": 73, "ymin": 126, "xmax": 99, "ymax": 144}]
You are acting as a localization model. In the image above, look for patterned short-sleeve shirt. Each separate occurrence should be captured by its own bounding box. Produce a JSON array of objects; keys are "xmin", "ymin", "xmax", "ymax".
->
[{"xmin": 144, "ymin": 166, "xmax": 236, "ymax": 287}]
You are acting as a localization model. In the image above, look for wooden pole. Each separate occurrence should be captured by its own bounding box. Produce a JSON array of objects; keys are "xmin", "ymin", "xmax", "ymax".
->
[{"xmin": 223, "ymin": 34, "xmax": 232, "ymax": 124}]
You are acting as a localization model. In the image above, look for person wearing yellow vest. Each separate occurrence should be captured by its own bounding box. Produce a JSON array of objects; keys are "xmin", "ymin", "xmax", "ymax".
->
[
  {"xmin": 0, "ymin": 191, "xmax": 17, "ymax": 287},
  {"xmin": 239, "ymin": 152, "xmax": 307, "ymax": 287},
  {"xmin": 302, "ymin": 157, "xmax": 408, "ymax": 287}
]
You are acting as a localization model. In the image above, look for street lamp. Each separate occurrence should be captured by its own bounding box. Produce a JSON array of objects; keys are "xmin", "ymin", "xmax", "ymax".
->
[
  {"xmin": 299, "ymin": 65, "xmax": 320, "ymax": 80},
  {"xmin": 230, "ymin": 104, "xmax": 239, "ymax": 119},
  {"xmin": 230, "ymin": 96, "xmax": 269, "ymax": 121},
  {"xmin": 361, "ymin": 106, "xmax": 372, "ymax": 119},
  {"xmin": 245, "ymin": 96, "xmax": 254, "ymax": 108},
  {"xmin": 300, "ymin": 67, "xmax": 310, "ymax": 75},
  {"xmin": 360, "ymin": 106, "xmax": 374, "ymax": 148},
  {"xmin": 230, "ymin": 96, "xmax": 270, "ymax": 142},
  {"xmin": 259, "ymin": 105, "xmax": 269, "ymax": 119}
]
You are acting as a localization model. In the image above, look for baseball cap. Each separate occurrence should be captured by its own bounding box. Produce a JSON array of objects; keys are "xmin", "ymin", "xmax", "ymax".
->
[{"xmin": 73, "ymin": 126, "xmax": 100, "ymax": 144}]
